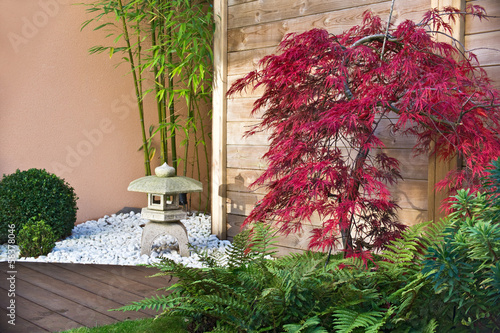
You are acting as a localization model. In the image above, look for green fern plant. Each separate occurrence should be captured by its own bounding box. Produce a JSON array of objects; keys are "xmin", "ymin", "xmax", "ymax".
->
[
  {"xmin": 332, "ymin": 309, "xmax": 385, "ymax": 333},
  {"xmin": 114, "ymin": 193, "xmax": 500, "ymax": 332},
  {"xmin": 116, "ymin": 220, "xmax": 453, "ymax": 332},
  {"xmin": 313, "ymin": 219, "xmax": 451, "ymax": 333},
  {"xmin": 282, "ymin": 316, "xmax": 328, "ymax": 333},
  {"xmin": 115, "ymin": 223, "xmax": 278, "ymax": 332}
]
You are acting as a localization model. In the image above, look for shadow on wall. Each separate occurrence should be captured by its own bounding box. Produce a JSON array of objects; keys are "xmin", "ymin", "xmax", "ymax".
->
[{"xmin": 228, "ymin": 173, "xmax": 258, "ymax": 216}]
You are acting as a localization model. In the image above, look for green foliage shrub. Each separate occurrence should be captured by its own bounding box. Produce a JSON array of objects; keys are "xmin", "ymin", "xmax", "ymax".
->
[
  {"xmin": 17, "ymin": 218, "xmax": 57, "ymax": 258},
  {"xmin": 0, "ymin": 168, "xmax": 78, "ymax": 243},
  {"xmin": 116, "ymin": 222, "xmax": 449, "ymax": 332},
  {"xmin": 116, "ymin": 159, "xmax": 500, "ymax": 332},
  {"xmin": 423, "ymin": 158, "xmax": 500, "ymax": 331}
]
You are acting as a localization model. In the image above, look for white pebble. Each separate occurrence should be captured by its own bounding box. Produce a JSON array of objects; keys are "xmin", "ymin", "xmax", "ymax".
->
[{"xmin": 0, "ymin": 212, "xmax": 231, "ymax": 267}]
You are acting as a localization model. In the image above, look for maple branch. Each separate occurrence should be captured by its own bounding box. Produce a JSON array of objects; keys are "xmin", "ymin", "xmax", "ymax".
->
[
  {"xmin": 426, "ymin": 30, "xmax": 467, "ymax": 53},
  {"xmin": 381, "ymin": 0, "xmax": 396, "ymax": 60},
  {"xmin": 455, "ymin": 102, "xmax": 500, "ymax": 132},
  {"xmin": 342, "ymin": 109, "xmax": 389, "ymax": 251},
  {"xmin": 467, "ymin": 103, "xmax": 500, "ymax": 112},
  {"xmin": 350, "ymin": 34, "xmax": 398, "ymax": 48},
  {"xmin": 344, "ymin": 81, "xmax": 353, "ymax": 100},
  {"xmin": 385, "ymin": 102, "xmax": 401, "ymax": 115},
  {"xmin": 386, "ymin": 100, "xmax": 461, "ymax": 130},
  {"xmin": 468, "ymin": 47, "xmax": 500, "ymax": 55},
  {"xmin": 423, "ymin": 111, "xmax": 458, "ymax": 129},
  {"xmin": 419, "ymin": 11, "xmax": 499, "ymax": 22},
  {"xmin": 421, "ymin": 106, "xmax": 463, "ymax": 154}
]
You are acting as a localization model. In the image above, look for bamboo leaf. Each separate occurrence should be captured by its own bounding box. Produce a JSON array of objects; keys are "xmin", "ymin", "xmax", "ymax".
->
[
  {"xmin": 149, "ymin": 147, "xmax": 156, "ymax": 161},
  {"xmin": 80, "ymin": 18, "xmax": 94, "ymax": 31},
  {"xmin": 93, "ymin": 22, "xmax": 114, "ymax": 31},
  {"xmin": 156, "ymin": 89, "xmax": 165, "ymax": 102},
  {"xmin": 113, "ymin": 33, "xmax": 123, "ymax": 43}
]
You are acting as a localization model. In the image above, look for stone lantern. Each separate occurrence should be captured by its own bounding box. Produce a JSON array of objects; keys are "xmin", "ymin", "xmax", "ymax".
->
[{"xmin": 127, "ymin": 163, "xmax": 202, "ymax": 256}]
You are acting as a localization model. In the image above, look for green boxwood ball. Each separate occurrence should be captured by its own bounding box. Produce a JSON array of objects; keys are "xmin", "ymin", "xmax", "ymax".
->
[
  {"xmin": 0, "ymin": 168, "xmax": 78, "ymax": 244},
  {"xmin": 17, "ymin": 218, "xmax": 58, "ymax": 258}
]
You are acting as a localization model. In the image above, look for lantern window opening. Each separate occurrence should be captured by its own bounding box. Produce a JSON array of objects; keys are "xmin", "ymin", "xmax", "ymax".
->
[
  {"xmin": 147, "ymin": 193, "xmax": 181, "ymax": 211},
  {"xmin": 152, "ymin": 194, "xmax": 162, "ymax": 205}
]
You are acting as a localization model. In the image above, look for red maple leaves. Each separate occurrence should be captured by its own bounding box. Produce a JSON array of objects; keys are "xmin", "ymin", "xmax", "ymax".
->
[{"xmin": 227, "ymin": 6, "xmax": 500, "ymax": 256}]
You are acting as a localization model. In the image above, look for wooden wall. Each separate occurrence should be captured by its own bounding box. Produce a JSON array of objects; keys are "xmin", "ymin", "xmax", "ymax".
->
[
  {"xmin": 466, "ymin": 0, "xmax": 500, "ymax": 90},
  {"xmin": 213, "ymin": 0, "xmax": 500, "ymax": 255}
]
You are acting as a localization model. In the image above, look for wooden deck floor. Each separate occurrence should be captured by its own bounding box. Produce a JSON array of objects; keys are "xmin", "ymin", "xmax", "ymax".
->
[{"xmin": 0, "ymin": 262, "xmax": 174, "ymax": 333}]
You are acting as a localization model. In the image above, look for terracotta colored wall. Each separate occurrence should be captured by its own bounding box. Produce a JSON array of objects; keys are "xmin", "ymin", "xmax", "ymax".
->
[{"xmin": 0, "ymin": 0, "xmax": 211, "ymax": 223}]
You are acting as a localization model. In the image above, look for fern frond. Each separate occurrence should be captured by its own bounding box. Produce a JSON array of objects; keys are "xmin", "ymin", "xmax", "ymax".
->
[
  {"xmin": 149, "ymin": 257, "xmax": 207, "ymax": 282},
  {"xmin": 193, "ymin": 247, "xmax": 223, "ymax": 268},
  {"xmin": 421, "ymin": 318, "xmax": 438, "ymax": 333},
  {"xmin": 365, "ymin": 307, "xmax": 394, "ymax": 333},
  {"xmin": 283, "ymin": 316, "xmax": 328, "ymax": 333},
  {"xmin": 111, "ymin": 294, "xmax": 175, "ymax": 312},
  {"xmin": 247, "ymin": 222, "xmax": 279, "ymax": 258},
  {"xmin": 423, "ymin": 218, "xmax": 448, "ymax": 247},
  {"xmin": 190, "ymin": 278, "xmax": 236, "ymax": 297},
  {"xmin": 333, "ymin": 309, "xmax": 384, "ymax": 333},
  {"xmin": 226, "ymin": 228, "xmax": 253, "ymax": 268},
  {"xmin": 381, "ymin": 219, "xmax": 448, "ymax": 267},
  {"xmin": 205, "ymin": 320, "xmax": 240, "ymax": 333},
  {"xmin": 337, "ymin": 286, "xmax": 380, "ymax": 308},
  {"xmin": 387, "ymin": 275, "xmax": 428, "ymax": 318}
]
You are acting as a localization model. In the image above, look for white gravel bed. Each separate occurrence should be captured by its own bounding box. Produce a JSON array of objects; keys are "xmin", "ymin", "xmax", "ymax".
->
[{"xmin": 0, "ymin": 211, "xmax": 231, "ymax": 268}]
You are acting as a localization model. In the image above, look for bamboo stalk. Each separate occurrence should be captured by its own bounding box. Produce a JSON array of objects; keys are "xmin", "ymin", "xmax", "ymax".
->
[
  {"xmin": 160, "ymin": 13, "xmax": 168, "ymax": 165},
  {"xmin": 193, "ymin": 93, "xmax": 211, "ymax": 212},
  {"xmin": 117, "ymin": 0, "xmax": 151, "ymax": 175},
  {"xmin": 151, "ymin": 17, "xmax": 168, "ymax": 164},
  {"xmin": 194, "ymin": 128, "xmax": 202, "ymax": 208},
  {"xmin": 167, "ymin": 23, "xmax": 178, "ymax": 174},
  {"xmin": 183, "ymin": 93, "xmax": 193, "ymax": 177}
]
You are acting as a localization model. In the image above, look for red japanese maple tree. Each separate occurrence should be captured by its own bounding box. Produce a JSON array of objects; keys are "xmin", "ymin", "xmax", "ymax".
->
[{"xmin": 227, "ymin": 6, "xmax": 500, "ymax": 255}]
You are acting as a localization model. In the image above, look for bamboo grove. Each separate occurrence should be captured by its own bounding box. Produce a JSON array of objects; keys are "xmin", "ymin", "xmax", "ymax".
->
[{"xmin": 82, "ymin": 0, "xmax": 214, "ymax": 210}]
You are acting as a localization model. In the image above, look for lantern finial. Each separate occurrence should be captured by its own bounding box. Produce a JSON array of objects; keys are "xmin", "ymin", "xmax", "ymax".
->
[{"xmin": 155, "ymin": 162, "xmax": 176, "ymax": 177}]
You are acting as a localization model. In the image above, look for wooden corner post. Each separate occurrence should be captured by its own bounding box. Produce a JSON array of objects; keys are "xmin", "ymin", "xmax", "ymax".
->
[
  {"xmin": 212, "ymin": 0, "xmax": 228, "ymax": 239},
  {"xmin": 428, "ymin": 0, "xmax": 465, "ymax": 222}
]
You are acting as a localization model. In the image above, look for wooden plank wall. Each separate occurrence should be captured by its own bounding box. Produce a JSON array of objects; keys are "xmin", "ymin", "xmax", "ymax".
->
[
  {"xmin": 224, "ymin": 0, "xmax": 432, "ymax": 255},
  {"xmin": 428, "ymin": 0, "xmax": 500, "ymax": 222},
  {"xmin": 220, "ymin": 0, "xmax": 499, "ymax": 255},
  {"xmin": 427, "ymin": 0, "xmax": 464, "ymax": 224},
  {"xmin": 465, "ymin": 0, "xmax": 500, "ymax": 90}
]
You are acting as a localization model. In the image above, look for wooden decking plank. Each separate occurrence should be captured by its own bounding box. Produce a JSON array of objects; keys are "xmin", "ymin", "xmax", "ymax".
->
[
  {"xmin": 91, "ymin": 264, "xmax": 175, "ymax": 289},
  {"xmin": 0, "ymin": 262, "xmax": 175, "ymax": 331},
  {"xmin": 127, "ymin": 265, "xmax": 174, "ymax": 280},
  {"xmin": 0, "ymin": 271, "xmax": 117, "ymax": 328},
  {"xmin": 10, "ymin": 264, "xmax": 141, "ymax": 322},
  {"xmin": 0, "ymin": 307, "xmax": 49, "ymax": 333},
  {"xmin": 58, "ymin": 263, "xmax": 163, "ymax": 297},
  {"xmin": 22, "ymin": 263, "xmax": 161, "ymax": 317},
  {"xmin": 24, "ymin": 263, "xmax": 154, "ymax": 304},
  {"xmin": 0, "ymin": 285, "xmax": 82, "ymax": 332}
]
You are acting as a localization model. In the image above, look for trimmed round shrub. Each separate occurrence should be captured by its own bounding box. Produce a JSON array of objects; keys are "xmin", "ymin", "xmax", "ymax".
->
[
  {"xmin": 17, "ymin": 218, "xmax": 57, "ymax": 257},
  {"xmin": 0, "ymin": 168, "xmax": 78, "ymax": 243}
]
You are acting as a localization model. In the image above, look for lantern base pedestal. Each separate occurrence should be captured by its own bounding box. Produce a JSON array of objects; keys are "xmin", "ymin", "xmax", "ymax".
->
[
  {"xmin": 140, "ymin": 221, "xmax": 189, "ymax": 257},
  {"xmin": 141, "ymin": 207, "xmax": 187, "ymax": 222}
]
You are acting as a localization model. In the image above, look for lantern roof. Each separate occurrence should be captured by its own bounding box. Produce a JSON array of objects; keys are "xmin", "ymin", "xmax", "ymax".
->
[{"xmin": 127, "ymin": 163, "xmax": 203, "ymax": 194}]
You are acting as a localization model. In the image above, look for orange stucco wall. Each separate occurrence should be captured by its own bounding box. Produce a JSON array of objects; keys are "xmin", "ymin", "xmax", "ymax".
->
[{"xmin": 1, "ymin": 0, "xmax": 207, "ymax": 223}]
